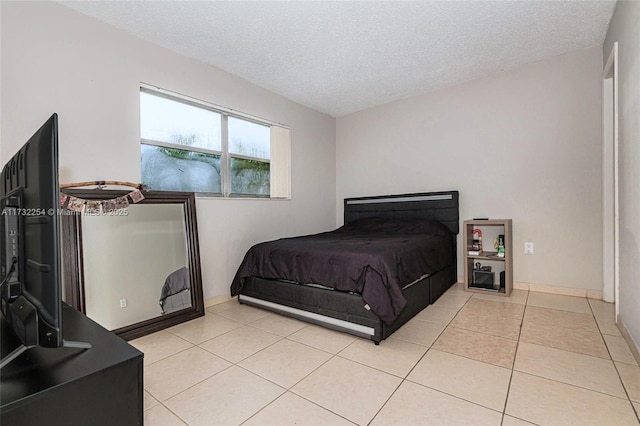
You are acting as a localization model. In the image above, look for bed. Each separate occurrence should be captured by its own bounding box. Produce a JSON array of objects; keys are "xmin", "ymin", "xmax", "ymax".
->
[{"xmin": 231, "ymin": 191, "xmax": 459, "ymax": 344}]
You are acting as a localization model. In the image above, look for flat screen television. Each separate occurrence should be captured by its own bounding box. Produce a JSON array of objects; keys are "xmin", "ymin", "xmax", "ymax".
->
[{"xmin": 0, "ymin": 113, "xmax": 89, "ymax": 369}]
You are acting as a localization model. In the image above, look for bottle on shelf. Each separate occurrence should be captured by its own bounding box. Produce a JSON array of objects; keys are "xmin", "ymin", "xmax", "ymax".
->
[{"xmin": 495, "ymin": 234, "xmax": 505, "ymax": 258}]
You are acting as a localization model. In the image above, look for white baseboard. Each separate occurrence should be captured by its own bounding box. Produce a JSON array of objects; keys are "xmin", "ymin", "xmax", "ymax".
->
[
  {"xmin": 514, "ymin": 282, "xmax": 602, "ymax": 300},
  {"xmin": 616, "ymin": 316, "xmax": 640, "ymax": 366},
  {"xmin": 204, "ymin": 294, "xmax": 234, "ymax": 308},
  {"xmin": 457, "ymin": 275, "xmax": 603, "ymax": 300}
]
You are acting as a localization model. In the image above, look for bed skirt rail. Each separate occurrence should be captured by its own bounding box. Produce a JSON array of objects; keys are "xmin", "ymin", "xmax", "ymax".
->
[{"xmin": 237, "ymin": 265, "xmax": 456, "ymax": 344}]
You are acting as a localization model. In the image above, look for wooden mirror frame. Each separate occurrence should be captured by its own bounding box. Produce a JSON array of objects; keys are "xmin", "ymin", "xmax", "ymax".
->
[{"xmin": 61, "ymin": 190, "xmax": 205, "ymax": 340}]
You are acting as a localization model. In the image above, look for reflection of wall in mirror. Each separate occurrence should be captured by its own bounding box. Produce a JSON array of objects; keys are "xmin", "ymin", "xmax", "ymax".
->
[{"xmin": 82, "ymin": 204, "xmax": 188, "ymax": 330}]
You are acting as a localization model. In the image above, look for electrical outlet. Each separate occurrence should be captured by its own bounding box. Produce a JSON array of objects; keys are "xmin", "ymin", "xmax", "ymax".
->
[
  {"xmin": 524, "ymin": 242, "xmax": 534, "ymax": 255},
  {"xmin": 119, "ymin": 298, "xmax": 127, "ymax": 308}
]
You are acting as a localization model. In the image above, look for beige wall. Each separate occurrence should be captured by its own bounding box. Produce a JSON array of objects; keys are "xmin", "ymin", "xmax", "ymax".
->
[
  {"xmin": 603, "ymin": 1, "xmax": 640, "ymax": 351},
  {"xmin": 337, "ymin": 47, "xmax": 604, "ymax": 291},
  {"xmin": 0, "ymin": 1, "xmax": 337, "ymax": 300}
]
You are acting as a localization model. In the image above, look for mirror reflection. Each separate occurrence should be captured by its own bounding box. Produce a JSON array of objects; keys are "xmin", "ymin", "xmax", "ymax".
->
[{"xmin": 82, "ymin": 204, "xmax": 190, "ymax": 330}]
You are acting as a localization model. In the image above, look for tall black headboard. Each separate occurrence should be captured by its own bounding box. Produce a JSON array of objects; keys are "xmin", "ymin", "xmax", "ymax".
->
[{"xmin": 344, "ymin": 191, "xmax": 459, "ymax": 235}]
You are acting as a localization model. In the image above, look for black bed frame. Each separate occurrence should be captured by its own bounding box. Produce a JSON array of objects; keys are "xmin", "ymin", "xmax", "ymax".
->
[{"xmin": 238, "ymin": 190, "xmax": 459, "ymax": 344}]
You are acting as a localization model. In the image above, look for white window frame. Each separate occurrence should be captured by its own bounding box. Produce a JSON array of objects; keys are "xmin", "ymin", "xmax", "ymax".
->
[{"xmin": 140, "ymin": 84, "xmax": 290, "ymax": 199}]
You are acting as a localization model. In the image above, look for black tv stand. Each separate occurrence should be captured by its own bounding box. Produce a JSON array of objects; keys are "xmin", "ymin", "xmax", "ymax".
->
[{"xmin": 1, "ymin": 304, "xmax": 143, "ymax": 425}]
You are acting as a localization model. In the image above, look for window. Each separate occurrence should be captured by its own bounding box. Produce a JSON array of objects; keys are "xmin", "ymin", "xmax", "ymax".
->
[
  {"xmin": 228, "ymin": 117, "xmax": 270, "ymax": 195},
  {"xmin": 140, "ymin": 86, "xmax": 290, "ymax": 198}
]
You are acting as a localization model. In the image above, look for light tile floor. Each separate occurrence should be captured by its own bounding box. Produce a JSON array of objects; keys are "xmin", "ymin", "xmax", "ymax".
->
[{"xmin": 134, "ymin": 284, "xmax": 640, "ymax": 425}]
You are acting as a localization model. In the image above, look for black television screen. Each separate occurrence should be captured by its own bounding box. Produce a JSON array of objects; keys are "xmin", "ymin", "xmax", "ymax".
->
[{"xmin": 0, "ymin": 113, "xmax": 62, "ymax": 350}]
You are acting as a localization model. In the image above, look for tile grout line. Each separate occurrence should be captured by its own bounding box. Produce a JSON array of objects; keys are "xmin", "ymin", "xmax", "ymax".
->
[
  {"xmin": 139, "ymin": 344, "xmax": 194, "ymax": 369},
  {"xmin": 159, "ymin": 400, "xmax": 191, "ymax": 426},
  {"xmin": 433, "ymin": 295, "xmax": 524, "ymax": 370},
  {"xmin": 516, "ymin": 300, "xmax": 631, "ymax": 399},
  {"xmin": 444, "ymin": 323, "xmax": 522, "ymax": 342},
  {"xmin": 382, "ymin": 289, "xmax": 529, "ymax": 422},
  {"xmin": 505, "ymin": 297, "xmax": 638, "ymax": 425},
  {"xmin": 518, "ymin": 304, "xmax": 613, "ymax": 361},
  {"xmin": 588, "ymin": 300, "xmax": 640, "ymax": 424},
  {"xmin": 366, "ymin": 312, "xmax": 456, "ymax": 425},
  {"xmin": 147, "ymin": 305, "xmax": 344, "ymax": 423},
  {"xmin": 155, "ymin": 324, "xmax": 316, "ymax": 425},
  {"xmin": 146, "ymin": 310, "xmax": 298, "ymax": 425},
  {"xmin": 156, "ymin": 310, "xmax": 363, "ymax": 425},
  {"xmin": 238, "ymin": 333, "xmax": 348, "ymax": 424},
  {"xmin": 244, "ymin": 391, "xmax": 358, "ymax": 426},
  {"xmin": 364, "ymin": 287, "xmax": 472, "ymax": 425},
  {"xmin": 499, "ymin": 288, "xmax": 530, "ymax": 425},
  {"xmin": 198, "ymin": 329, "xmax": 285, "ymax": 364},
  {"xmin": 149, "ymin": 362, "xmax": 238, "ymax": 425},
  {"xmin": 400, "ymin": 290, "xmax": 473, "ymax": 379},
  {"xmin": 365, "ymin": 379, "xmax": 405, "ymax": 426},
  {"xmin": 401, "ymin": 378, "xmax": 507, "ymax": 416},
  {"xmin": 511, "ymin": 342, "xmax": 635, "ymax": 400}
]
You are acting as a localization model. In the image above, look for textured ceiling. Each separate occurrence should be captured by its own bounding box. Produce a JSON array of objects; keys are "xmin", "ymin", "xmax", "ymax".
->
[{"xmin": 61, "ymin": 1, "xmax": 616, "ymax": 117}]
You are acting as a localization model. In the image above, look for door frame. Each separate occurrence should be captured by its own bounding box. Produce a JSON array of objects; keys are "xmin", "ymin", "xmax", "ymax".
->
[{"xmin": 602, "ymin": 42, "xmax": 619, "ymax": 318}]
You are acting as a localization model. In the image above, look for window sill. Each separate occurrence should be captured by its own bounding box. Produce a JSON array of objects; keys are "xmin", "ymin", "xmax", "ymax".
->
[{"xmin": 194, "ymin": 193, "xmax": 291, "ymax": 201}]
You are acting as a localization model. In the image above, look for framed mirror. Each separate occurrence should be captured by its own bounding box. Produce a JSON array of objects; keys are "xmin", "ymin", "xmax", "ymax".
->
[{"xmin": 61, "ymin": 190, "xmax": 204, "ymax": 340}]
